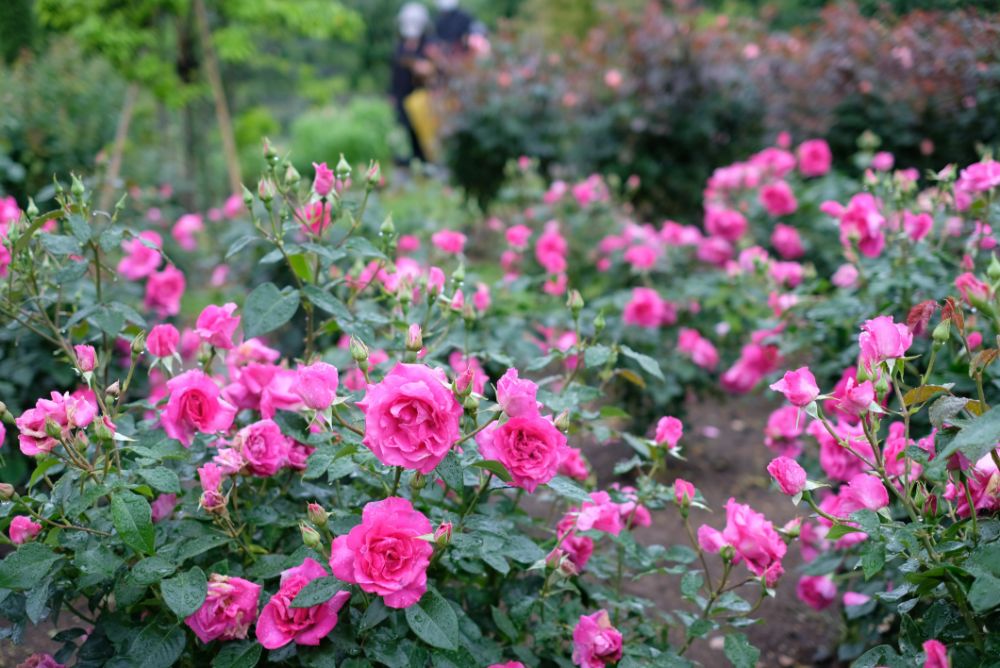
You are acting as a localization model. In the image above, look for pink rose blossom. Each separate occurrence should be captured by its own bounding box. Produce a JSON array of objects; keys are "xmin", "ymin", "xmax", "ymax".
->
[
  {"xmin": 769, "ymin": 366, "xmax": 819, "ymax": 406},
  {"xmin": 329, "ymin": 497, "xmax": 432, "ymax": 608},
  {"xmin": 955, "ymin": 272, "xmax": 991, "ymax": 305},
  {"xmin": 496, "ymin": 368, "xmax": 540, "ymax": 418},
  {"xmin": 843, "ymin": 591, "xmax": 871, "ymax": 607},
  {"xmin": 572, "ymin": 609, "xmax": 623, "ymax": 668},
  {"xmin": 535, "ymin": 222, "xmax": 568, "ymax": 273},
  {"xmin": 195, "ymin": 303, "xmax": 240, "ymax": 350},
  {"xmin": 74, "ymin": 344, "xmax": 96, "ymax": 372},
  {"xmin": 477, "ymin": 414, "xmax": 568, "ymax": 493},
  {"xmin": 677, "ymin": 328, "xmax": 719, "ymax": 370},
  {"xmin": 233, "ymin": 419, "xmax": 291, "ymax": 477},
  {"xmin": 297, "ymin": 201, "xmax": 331, "ymax": 235},
  {"xmin": 837, "ymin": 193, "xmax": 885, "ymax": 257},
  {"xmin": 16, "ymin": 654, "xmax": 63, "ymax": 668},
  {"xmin": 358, "ymin": 363, "xmax": 462, "ymax": 474},
  {"xmin": 832, "ymin": 263, "xmax": 859, "ymax": 288},
  {"xmin": 198, "ymin": 462, "xmax": 225, "ymax": 512},
  {"xmin": 623, "ymin": 287, "xmax": 674, "ymax": 328},
  {"xmin": 312, "ymin": 162, "xmax": 334, "ymax": 197},
  {"xmin": 697, "ymin": 524, "xmax": 727, "ymax": 552},
  {"xmin": 473, "ymin": 282, "xmax": 491, "ymax": 312},
  {"xmin": 555, "ymin": 514, "xmax": 594, "ymax": 571},
  {"xmin": 623, "ymin": 244, "xmax": 658, "ymax": 270},
  {"xmin": 771, "ymin": 223, "xmax": 804, "ymax": 259},
  {"xmin": 15, "ymin": 391, "xmax": 97, "ymax": 456},
  {"xmin": 431, "ymin": 229, "xmax": 467, "ymax": 255},
  {"xmin": 840, "ymin": 473, "xmax": 889, "ymax": 513},
  {"xmin": 256, "ymin": 558, "xmax": 351, "ymax": 649},
  {"xmin": 796, "ymin": 575, "xmax": 837, "ymax": 610},
  {"xmin": 859, "ymin": 315, "xmax": 912, "ymax": 370},
  {"xmin": 654, "ymin": 416, "xmax": 683, "ymax": 448},
  {"xmin": 903, "ymin": 211, "xmax": 933, "ymax": 241},
  {"xmin": 172, "ymin": 213, "xmax": 204, "ymax": 251},
  {"xmin": 764, "ymin": 405, "xmax": 805, "ymax": 456},
  {"xmin": 923, "ymin": 639, "xmax": 950, "ymax": 668},
  {"xmin": 759, "ymin": 181, "xmax": 798, "ymax": 216},
  {"xmin": 767, "ymin": 456, "xmax": 807, "ymax": 495},
  {"xmin": 696, "ymin": 236, "xmax": 733, "ymax": 266},
  {"xmin": 295, "ymin": 362, "xmax": 339, "ymax": 410},
  {"xmin": 871, "ymin": 151, "xmax": 894, "ymax": 171},
  {"xmin": 147, "ymin": 324, "xmax": 180, "ymax": 357},
  {"xmin": 574, "ymin": 491, "xmax": 623, "ymax": 535},
  {"xmin": 8, "ymin": 516, "xmax": 42, "ymax": 544},
  {"xmin": 837, "ymin": 377, "xmax": 875, "ymax": 416},
  {"xmin": 712, "ymin": 498, "xmax": 787, "ymax": 585},
  {"xmin": 151, "ymin": 493, "xmax": 178, "ymax": 522},
  {"xmin": 704, "ymin": 208, "xmax": 747, "ymax": 241},
  {"xmin": 674, "ymin": 478, "xmax": 696, "ymax": 505},
  {"xmin": 118, "ymin": 231, "xmax": 163, "ymax": 280},
  {"xmin": 162, "ymin": 370, "xmax": 237, "ymax": 446},
  {"xmin": 144, "ymin": 265, "xmax": 186, "ymax": 317},
  {"xmin": 186, "ymin": 574, "xmax": 261, "ymax": 643},
  {"xmin": 796, "ymin": 139, "xmax": 832, "ymax": 177},
  {"xmin": 558, "ymin": 447, "xmax": 590, "ymax": 481}
]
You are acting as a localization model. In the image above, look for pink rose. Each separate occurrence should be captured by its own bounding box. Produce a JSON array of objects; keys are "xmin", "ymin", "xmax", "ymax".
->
[
  {"xmin": 558, "ymin": 447, "xmax": 590, "ymax": 481},
  {"xmin": 555, "ymin": 514, "xmax": 594, "ymax": 571},
  {"xmin": 198, "ymin": 462, "xmax": 225, "ymax": 512},
  {"xmin": 312, "ymin": 162, "xmax": 334, "ymax": 197},
  {"xmin": 256, "ymin": 558, "xmax": 351, "ymax": 649},
  {"xmin": 357, "ymin": 363, "xmax": 463, "ymax": 474},
  {"xmin": 431, "ymin": 229, "xmax": 467, "ymax": 255},
  {"xmin": 696, "ymin": 236, "xmax": 733, "ymax": 267},
  {"xmin": 186, "ymin": 574, "xmax": 261, "ymax": 643},
  {"xmin": 764, "ymin": 405, "xmax": 804, "ymax": 457},
  {"xmin": 923, "ymin": 639, "xmax": 950, "ymax": 668},
  {"xmin": 233, "ymin": 419, "xmax": 291, "ymax": 477},
  {"xmin": 771, "ymin": 223, "xmax": 804, "ymax": 259},
  {"xmin": 623, "ymin": 287, "xmax": 674, "ymax": 328},
  {"xmin": 677, "ymin": 328, "xmax": 719, "ymax": 370},
  {"xmin": 9, "ymin": 516, "xmax": 42, "ymax": 544},
  {"xmin": 195, "ymin": 303, "xmax": 240, "ymax": 350},
  {"xmin": 903, "ymin": 211, "xmax": 933, "ymax": 241},
  {"xmin": 144, "ymin": 265, "xmax": 186, "ymax": 317},
  {"xmin": 767, "ymin": 456, "xmax": 807, "ymax": 495},
  {"xmin": 150, "ymin": 493, "xmax": 178, "ymax": 522},
  {"xmin": 871, "ymin": 151, "xmax": 894, "ymax": 171},
  {"xmin": 720, "ymin": 498, "xmax": 786, "ymax": 584},
  {"xmin": 118, "ymin": 231, "xmax": 163, "ymax": 280},
  {"xmin": 574, "ymin": 491, "xmax": 623, "ymax": 535},
  {"xmin": 147, "ymin": 324, "xmax": 180, "ymax": 357},
  {"xmin": 832, "ymin": 263, "xmax": 859, "ymax": 288},
  {"xmin": 843, "ymin": 591, "xmax": 871, "ymax": 607},
  {"xmin": 172, "ymin": 213, "xmax": 204, "ymax": 251},
  {"xmin": 16, "ymin": 654, "xmax": 64, "ymax": 668},
  {"xmin": 955, "ymin": 272, "xmax": 991, "ymax": 306},
  {"xmin": 796, "ymin": 575, "xmax": 836, "ymax": 610},
  {"xmin": 759, "ymin": 181, "xmax": 798, "ymax": 216},
  {"xmin": 506, "ymin": 224, "xmax": 531, "ymax": 249},
  {"xmin": 674, "ymin": 478, "xmax": 696, "ymax": 506},
  {"xmin": 837, "ymin": 377, "xmax": 875, "ymax": 415},
  {"xmin": 329, "ymin": 497, "xmax": 432, "ymax": 608},
  {"xmin": 571, "ymin": 609, "xmax": 623, "ymax": 668},
  {"xmin": 476, "ymin": 415, "xmax": 568, "ymax": 493},
  {"xmin": 697, "ymin": 524, "xmax": 727, "ymax": 552},
  {"xmin": 704, "ymin": 208, "xmax": 747, "ymax": 241},
  {"xmin": 796, "ymin": 139, "xmax": 832, "ymax": 177},
  {"xmin": 297, "ymin": 201, "xmax": 331, "ymax": 235},
  {"xmin": 15, "ymin": 391, "xmax": 96, "ymax": 456},
  {"xmin": 162, "ymin": 370, "xmax": 237, "ymax": 446},
  {"xmin": 840, "ymin": 473, "xmax": 889, "ymax": 513},
  {"xmin": 535, "ymin": 222, "xmax": 568, "ymax": 274},
  {"xmin": 295, "ymin": 362, "xmax": 340, "ymax": 410},
  {"xmin": 859, "ymin": 316, "xmax": 912, "ymax": 370},
  {"xmin": 623, "ymin": 244, "xmax": 658, "ymax": 270},
  {"xmin": 496, "ymin": 368, "xmax": 539, "ymax": 418},
  {"xmin": 654, "ymin": 416, "xmax": 683, "ymax": 448},
  {"xmin": 838, "ymin": 193, "xmax": 885, "ymax": 258},
  {"xmin": 74, "ymin": 344, "xmax": 96, "ymax": 372},
  {"xmin": 769, "ymin": 366, "xmax": 819, "ymax": 406},
  {"xmin": 958, "ymin": 161, "xmax": 1000, "ymax": 193}
]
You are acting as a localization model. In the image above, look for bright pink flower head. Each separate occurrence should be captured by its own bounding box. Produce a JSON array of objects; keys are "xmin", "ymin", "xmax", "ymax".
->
[
  {"xmin": 654, "ymin": 416, "xmax": 683, "ymax": 448},
  {"xmin": 832, "ymin": 263, "xmax": 859, "ymax": 288},
  {"xmin": 674, "ymin": 478, "xmax": 696, "ymax": 506},
  {"xmin": 473, "ymin": 282, "xmax": 491, "ymax": 312},
  {"xmin": 574, "ymin": 491, "xmax": 623, "ymax": 535},
  {"xmin": 721, "ymin": 498, "xmax": 786, "ymax": 584},
  {"xmin": 297, "ymin": 201, "xmax": 331, "ymax": 235},
  {"xmin": 923, "ymin": 639, "xmax": 950, "ymax": 668},
  {"xmin": 15, "ymin": 654, "xmax": 63, "ymax": 668},
  {"xmin": 357, "ymin": 363, "xmax": 463, "ymax": 474},
  {"xmin": 871, "ymin": 151, "xmax": 894, "ymax": 171},
  {"xmin": 958, "ymin": 161, "xmax": 1000, "ymax": 193},
  {"xmin": 118, "ymin": 231, "xmax": 163, "ymax": 280},
  {"xmin": 150, "ymin": 493, "xmax": 178, "ymax": 522},
  {"xmin": 903, "ymin": 211, "xmax": 933, "ymax": 241},
  {"xmin": 256, "ymin": 558, "xmax": 351, "ymax": 649},
  {"xmin": 536, "ymin": 222, "xmax": 568, "ymax": 274},
  {"xmin": 329, "ymin": 497, "xmax": 432, "ymax": 608},
  {"xmin": 312, "ymin": 162, "xmax": 334, "ymax": 197},
  {"xmin": 74, "ymin": 345, "xmax": 96, "ymax": 372},
  {"xmin": 838, "ymin": 193, "xmax": 886, "ymax": 258},
  {"xmin": 764, "ymin": 405, "xmax": 805, "ymax": 456},
  {"xmin": 195, "ymin": 303, "xmax": 240, "ymax": 350},
  {"xmin": 477, "ymin": 414, "xmax": 568, "ymax": 493},
  {"xmin": 696, "ymin": 236, "xmax": 734, "ymax": 267},
  {"xmin": 172, "ymin": 213, "xmax": 204, "ymax": 251},
  {"xmin": 623, "ymin": 287, "xmax": 674, "ymax": 328},
  {"xmin": 843, "ymin": 591, "xmax": 871, "ymax": 607},
  {"xmin": 147, "ymin": 324, "xmax": 180, "ymax": 357},
  {"xmin": 186, "ymin": 574, "xmax": 261, "ymax": 643},
  {"xmin": 767, "ymin": 456, "xmax": 807, "ymax": 495},
  {"xmin": 677, "ymin": 328, "xmax": 719, "ymax": 370},
  {"xmin": 837, "ymin": 376, "xmax": 875, "ymax": 416},
  {"xmin": 558, "ymin": 447, "xmax": 590, "ymax": 481},
  {"xmin": 295, "ymin": 362, "xmax": 339, "ymax": 410},
  {"xmin": 759, "ymin": 181, "xmax": 798, "ymax": 216},
  {"xmin": 769, "ymin": 366, "xmax": 819, "ymax": 406},
  {"xmin": 198, "ymin": 462, "xmax": 225, "ymax": 512},
  {"xmin": 496, "ymin": 368, "xmax": 539, "ymax": 418},
  {"xmin": 571, "ymin": 609, "xmax": 623, "ymax": 668},
  {"xmin": 162, "ymin": 370, "xmax": 237, "ymax": 446},
  {"xmin": 144, "ymin": 265, "xmax": 186, "ymax": 317},
  {"xmin": 859, "ymin": 316, "xmax": 912, "ymax": 370},
  {"xmin": 506, "ymin": 224, "xmax": 531, "ymax": 249},
  {"xmin": 623, "ymin": 244, "xmax": 658, "ymax": 270},
  {"xmin": 955, "ymin": 272, "xmax": 991, "ymax": 306},
  {"xmin": 796, "ymin": 575, "xmax": 836, "ymax": 610},
  {"xmin": 431, "ymin": 229, "xmax": 467, "ymax": 255},
  {"xmin": 840, "ymin": 473, "xmax": 890, "ymax": 513},
  {"xmin": 705, "ymin": 208, "xmax": 747, "ymax": 242},
  {"xmin": 15, "ymin": 391, "xmax": 96, "ymax": 456},
  {"xmin": 233, "ymin": 419, "xmax": 291, "ymax": 477},
  {"xmin": 796, "ymin": 139, "xmax": 832, "ymax": 177},
  {"xmin": 8, "ymin": 516, "xmax": 42, "ymax": 544},
  {"xmin": 771, "ymin": 223, "xmax": 804, "ymax": 259},
  {"xmin": 697, "ymin": 524, "xmax": 727, "ymax": 553}
]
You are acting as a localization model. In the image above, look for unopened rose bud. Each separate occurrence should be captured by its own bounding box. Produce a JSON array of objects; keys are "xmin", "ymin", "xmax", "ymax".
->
[
  {"xmin": 406, "ymin": 324, "xmax": 423, "ymax": 352},
  {"xmin": 257, "ymin": 178, "xmax": 276, "ymax": 203},
  {"xmin": 594, "ymin": 311, "xmax": 606, "ymax": 334},
  {"xmin": 410, "ymin": 472, "xmax": 426, "ymax": 492},
  {"xmin": 719, "ymin": 544, "xmax": 735, "ymax": 564},
  {"xmin": 434, "ymin": 521, "xmax": 452, "ymax": 546},
  {"xmin": 931, "ymin": 319, "xmax": 951, "ymax": 344},
  {"xmin": 380, "ymin": 215, "xmax": 395, "ymax": 237},
  {"xmin": 93, "ymin": 417, "xmax": 114, "ymax": 441},
  {"xmin": 567, "ymin": 290, "xmax": 584, "ymax": 316},
  {"xmin": 241, "ymin": 184, "xmax": 255, "ymax": 207},
  {"xmin": 335, "ymin": 154, "xmax": 351, "ymax": 181},
  {"xmin": 989, "ymin": 255, "xmax": 1000, "ymax": 282},
  {"xmin": 0, "ymin": 483, "xmax": 13, "ymax": 500},
  {"xmin": 557, "ymin": 555, "xmax": 578, "ymax": 578},
  {"xmin": 452, "ymin": 263, "xmax": 465, "ymax": 284},
  {"xmin": 554, "ymin": 410, "xmax": 570, "ymax": 432},
  {"xmin": 300, "ymin": 523, "xmax": 321, "ymax": 548},
  {"xmin": 262, "ymin": 137, "xmax": 277, "ymax": 162},
  {"xmin": 74, "ymin": 344, "xmax": 96, "ymax": 373},
  {"xmin": 874, "ymin": 374, "xmax": 890, "ymax": 396},
  {"xmin": 283, "ymin": 162, "xmax": 301, "ymax": 187},
  {"xmin": 366, "ymin": 161, "xmax": 381, "ymax": 187},
  {"xmin": 26, "ymin": 198, "xmax": 38, "ymax": 219},
  {"xmin": 131, "ymin": 331, "xmax": 146, "ymax": 356},
  {"xmin": 44, "ymin": 417, "xmax": 63, "ymax": 440},
  {"xmin": 349, "ymin": 336, "xmax": 369, "ymax": 363},
  {"xmin": 106, "ymin": 380, "xmax": 121, "ymax": 396},
  {"xmin": 462, "ymin": 394, "xmax": 479, "ymax": 411},
  {"xmin": 307, "ymin": 502, "xmax": 327, "ymax": 527},
  {"xmin": 71, "ymin": 174, "xmax": 85, "ymax": 198},
  {"xmin": 461, "ymin": 303, "xmax": 476, "ymax": 323},
  {"xmin": 454, "ymin": 367, "xmax": 475, "ymax": 397}
]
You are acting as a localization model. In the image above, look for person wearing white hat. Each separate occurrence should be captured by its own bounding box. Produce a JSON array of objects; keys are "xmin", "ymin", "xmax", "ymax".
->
[{"xmin": 390, "ymin": 3, "xmax": 435, "ymax": 162}]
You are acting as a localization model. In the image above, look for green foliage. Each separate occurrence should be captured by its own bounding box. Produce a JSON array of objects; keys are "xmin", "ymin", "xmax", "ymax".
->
[{"xmin": 289, "ymin": 98, "xmax": 397, "ymax": 173}]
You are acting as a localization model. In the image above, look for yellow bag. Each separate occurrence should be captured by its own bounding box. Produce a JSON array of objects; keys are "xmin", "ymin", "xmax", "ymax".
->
[{"xmin": 403, "ymin": 89, "xmax": 439, "ymax": 161}]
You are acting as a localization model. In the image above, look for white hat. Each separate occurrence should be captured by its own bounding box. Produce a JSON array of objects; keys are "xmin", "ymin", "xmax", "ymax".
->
[{"xmin": 398, "ymin": 3, "xmax": 430, "ymax": 39}]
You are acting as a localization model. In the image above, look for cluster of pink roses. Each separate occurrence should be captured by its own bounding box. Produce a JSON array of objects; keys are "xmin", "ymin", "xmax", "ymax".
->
[{"xmin": 551, "ymin": 488, "xmax": 651, "ymax": 574}]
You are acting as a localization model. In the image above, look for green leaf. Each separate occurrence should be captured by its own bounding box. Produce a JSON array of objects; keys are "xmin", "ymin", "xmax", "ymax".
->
[
  {"xmin": 723, "ymin": 633, "xmax": 760, "ymax": 668},
  {"xmin": 213, "ymin": 641, "xmax": 263, "ymax": 668},
  {"xmin": 111, "ymin": 491, "xmax": 155, "ymax": 555},
  {"xmin": 0, "ymin": 543, "xmax": 61, "ymax": 590},
  {"xmin": 434, "ymin": 451, "xmax": 464, "ymax": 491},
  {"xmin": 126, "ymin": 624, "xmax": 186, "ymax": 668},
  {"xmin": 291, "ymin": 575, "xmax": 347, "ymax": 608},
  {"xmin": 861, "ymin": 541, "xmax": 885, "ymax": 581},
  {"xmin": 225, "ymin": 235, "xmax": 259, "ymax": 259},
  {"xmin": 936, "ymin": 407, "xmax": 1000, "ymax": 466},
  {"xmin": 491, "ymin": 605, "xmax": 518, "ymax": 641},
  {"xmin": 28, "ymin": 456, "xmax": 62, "ymax": 488},
  {"xmin": 404, "ymin": 589, "xmax": 458, "ymax": 650},
  {"xmin": 243, "ymin": 282, "xmax": 301, "ymax": 338},
  {"xmin": 161, "ymin": 567, "xmax": 207, "ymax": 618},
  {"xmin": 546, "ymin": 476, "xmax": 591, "ymax": 503},
  {"xmin": 39, "ymin": 233, "xmax": 82, "ymax": 256},
  {"xmin": 969, "ymin": 573, "xmax": 1000, "ymax": 613},
  {"xmin": 359, "ymin": 598, "xmax": 389, "ymax": 632},
  {"xmin": 303, "ymin": 285, "xmax": 353, "ymax": 324},
  {"xmin": 66, "ymin": 214, "xmax": 92, "ymax": 243},
  {"xmin": 138, "ymin": 467, "xmax": 181, "ymax": 494},
  {"xmin": 619, "ymin": 345, "xmax": 664, "ymax": 381},
  {"xmin": 825, "ymin": 523, "xmax": 864, "ymax": 540},
  {"xmin": 471, "ymin": 460, "xmax": 513, "ymax": 483},
  {"xmin": 584, "ymin": 344, "xmax": 612, "ymax": 368}
]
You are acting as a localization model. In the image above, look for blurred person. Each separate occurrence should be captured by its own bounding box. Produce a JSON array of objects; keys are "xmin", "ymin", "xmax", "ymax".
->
[
  {"xmin": 391, "ymin": 3, "xmax": 436, "ymax": 163},
  {"xmin": 433, "ymin": 0, "xmax": 479, "ymax": 56}
]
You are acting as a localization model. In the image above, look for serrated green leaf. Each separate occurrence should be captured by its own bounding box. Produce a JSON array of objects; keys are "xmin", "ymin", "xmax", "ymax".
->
[
  {"xmin": 546, "ymin": 476, "xmax": 591, "ymax": 503},
  {"xmin": 405, "ymin": 589, "xmax": 458, "ymax": 650},
  {"xmin": 243, "ymin": 282, "xmax": 300, "ymax": 338},
  {"xmin": 213, "ymin": 641, "xmax": 262, "ymax": 668},
  {"xmin": 291, "ymin": 575, "xmax": 346, "ymax": 608},
  {"xmin": 111, "ymin": 491, "xmax": 155, "ymax": 555},
  {"xmin": 161, "ymin": 567, "xmax": 207, "ymax": 618},
  {"xmin": 723, "ymin": 633, "xmax": 760, "ymax": 668},
  {"xmin": 0, "ymin": 543, "xmax": 61, "ymax": 590}
]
